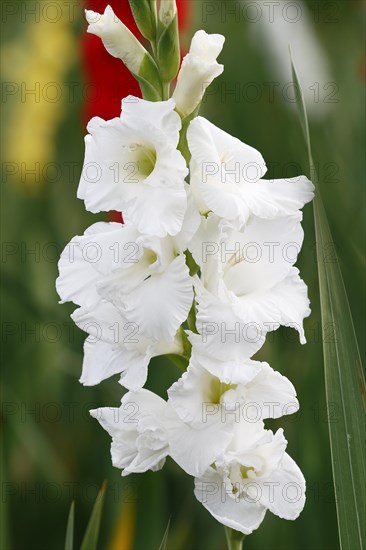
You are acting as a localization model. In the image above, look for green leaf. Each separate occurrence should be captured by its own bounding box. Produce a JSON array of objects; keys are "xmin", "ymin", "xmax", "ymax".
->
[
  {"xmin": 0, "ymin": 439, "xmax": 9, "ymax": 550},
  {"xmin": 158, "ymin": 518, "xmax": 171, "ymax": 550},
  {"xmin": 64, "ymin": 501, "xmax": 75, "ymax": 550},
  {"xmin": 290, "ymin": 52, "xmax": 366, "ymax": 550},
  {"xmin": 80, "ymin": 481, "xmax": 107, "ymax": 550}
]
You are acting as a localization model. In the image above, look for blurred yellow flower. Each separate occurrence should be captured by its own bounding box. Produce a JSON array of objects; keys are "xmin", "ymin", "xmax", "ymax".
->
[{"xmin": 2, "ymin": 0, "xmax": 78, "ymax": 188}]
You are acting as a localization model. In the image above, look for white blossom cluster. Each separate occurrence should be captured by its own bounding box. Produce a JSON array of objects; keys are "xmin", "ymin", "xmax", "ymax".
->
[{"xmin": 57, "ymin": 4, "xmax": 314, "ymax": 536}]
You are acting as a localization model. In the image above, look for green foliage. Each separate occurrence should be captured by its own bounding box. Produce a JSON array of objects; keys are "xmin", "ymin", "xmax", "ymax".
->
[
  {"xmin": 291, "ymin": 55, "xmax": 366, "ymax": 550},
  {"xmin": 64, "ymin": 501, "xmax": 75, "ymax": 550},
  {"xmin": 80, "ymin": 482, "xmax": 107, "ymax": 550},
  {"xmin": 158, "ymin": 518, "xmax": 171, "ymax": 550}
]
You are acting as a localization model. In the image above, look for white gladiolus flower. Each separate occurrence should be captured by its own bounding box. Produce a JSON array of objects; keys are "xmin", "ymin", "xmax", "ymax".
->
[
  {"xmin": 56, "ymin": 221, "xmax": 194, "ymax": 389},
  {"xmin": 194, "ymin": 422, "xmax": 306, "ymax": 535},
  {"xmin": 189, "ymin": 213, "xmax": 310, "ymax": 361},
  {"xmin": 78, "ymin": 96, "xmax": 188, "ymax": 238},
  {"xmin": 90, "ymin": 389, "xmax": 234, "ymax": 480},
  {"xmin": 187, "ymin": 116, "xmax": 314, "ymax": 226},
  {"xmin": 90, "ymin": 390, "xmax": 172, "ymax": 476},
  {"xmin": 85, "ymin": 5, "xmax": 147, "ymax": 75},
  {"xmin": 173, "ymin": 31, "xmax": 225, "ymax": 118},
  {"xmin": 166, "ymin": 352, "xmax": 299, "ymax": 476}
]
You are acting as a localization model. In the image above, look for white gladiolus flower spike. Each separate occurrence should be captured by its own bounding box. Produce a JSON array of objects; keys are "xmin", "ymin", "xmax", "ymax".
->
[
  {"xmin": 189, "ymin": 213, "xmax": 310, "ymax": 361},
  {"xmin": 194, "ymin": 422, "xmax": 306, "ymax": 535},
  {"xmin": 187, "ymin": 116, "xmax": 314, "ymax": 226},
  {"xmin": 90, "ymin": 390, "xmax": 172, "ymax": 476},
  {"xmin": 173, "ymin": 30, "xmax": 225, "ymax": 117},
  {"xmin": 56, "ymin": 221, "xmax": 194, "ymax": 389},
  {"xmin": 85, "ymin": 5, "xmax": 146, "ymax": 75},
  {"xmin": 78, "ymin": 96, "xmax": 188, "ymax": 238},
  {"xmin": 58, "ymin": 5, "xmax": 314, "ymax": 535}
]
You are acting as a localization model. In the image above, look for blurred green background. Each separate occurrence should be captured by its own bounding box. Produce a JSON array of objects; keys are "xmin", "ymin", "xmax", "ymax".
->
[{"xmin": 1, "ymin": 1, "xmax": 365, "ymax": 549}]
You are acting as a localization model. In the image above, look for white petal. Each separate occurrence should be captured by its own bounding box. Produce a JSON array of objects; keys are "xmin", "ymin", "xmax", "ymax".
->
[
  {"xmin": 187, "ymin": 117, "xmax": 266, "ymax": 223},
  {"xmin": 166, "ymin": 406, "xmax": 233, "ymax": 477},
  {"xmin": 71, "ymin": 300, "xmax": 128, "ymax": 344},
  {"xmin": 187, "ymin": 213, "xmax": 224, "ymax": 292},
  {"xmin": 123, "ymin": 255, "xmax": 193, "ymax": 341},
  {"xmin": 244, "ymin": 362, "xmax": 299, "ymax": 419},
  {"xmin": 189, "ymin": 117, "xmax": 266, "ymax": 180},
  {"xmin": 167, "ymin": 360, "xmax": 209, "ymax": 423},
  {"xmin": 173, "ymin": 32, "xmax": 225, "ymax": 117},
  {"xmin": 122, "ymin": 96, "xmax": 181, "ymax": 146},
  {"xmin": 194, "ymin": 279, "xmax": 265, "ymax": 361},
  {"xmin": 85, "ymin": 5, "xmax": 145, "ymax": 73},
  {"xmin": 259, "ymin": 452, "xmax": 306, "ymax": 520},
  {"xmin": 80, "ymin": 337, "xmax": 125, "ymax": 385},
  {"xmin": 90, "ymin": 404, "xmax": 139, "ymax": 470},
  {"xmin": 124, "ymin": 447, "xmax": 167, "ymax": 476},
  {"xmin": 56, "ymin": 236, "xmax": 99, "ymax": 308},
  {"xmin": 90, "ymin": 390, "xmax": 169, "ymax": 474},
  {"xmin": 192, "ymin": 169, "xmax": 251, "ymax": 226},
  {"xmin": 73, "ymin": 301, "xmax": 181, "ymax": 390},
  {"xmin": 245, "ymin": 176, "xmax": 314, "ymax": 218},
  {"xmin": 194, "ymin": 467, "xmax": 267, "ymax": 535},
  {"xmin": 222, "ymin": 214, "xmax": 304, "ymax": 296},
  {"xmin": 122, "ymin": 171, "xmax": 187, "ymax": 238},
  {"xmin": 56, "ymin": 221, "xmax": 126, "ymax": 307},
  {"xmin": 227, "ymin": 419, "xmax": 268, "ymax": 453},
  {"xmin": 190, "ymin": 30, "xmax": 225, "ymax": 61},
  {"xmin": 188, "ymin": 340, "xmax": 262, "ymax": 383},
  {"xmin": 172, "ymin": 184, "xmax": 201, "ymax": 253},
  {"xmin": 79, "ymin": 337, "xmax": 151, "ymax": 391},
  {"xmin": 187, "ymin": 117, "xmax": 313, "ymax": 225},
  {"xmin": 270, "ymin": 267, "xmax": 311, "ymax": 344},
  {"xmin": 120, "ymin": 336, "xmax": 184, "ymax": 390}
]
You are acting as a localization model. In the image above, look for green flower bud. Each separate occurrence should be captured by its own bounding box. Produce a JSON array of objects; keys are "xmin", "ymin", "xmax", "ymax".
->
[
  {"xmin": 157, "ymin": 0, "xmax": 180, "ymax": 83},
  {"xmin": 128, "ymin": 0, "xmax": 157, "ymax": 42}
]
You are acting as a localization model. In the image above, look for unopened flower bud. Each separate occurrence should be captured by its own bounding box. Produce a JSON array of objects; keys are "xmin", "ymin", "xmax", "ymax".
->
[
  {"xmin": 173, "ymin": 30, "xmax": 225, "ymax": 118},
  {"xmin": 157, "ymin": 0, "xmax": 180, "ymax": 83},
  {"xmin": 85, "ymin": 5, "xmax": 162, "ymax": 100},
  {"xmin": 128, "ymin": 0, "xmax": 157, "ymax": 42}
]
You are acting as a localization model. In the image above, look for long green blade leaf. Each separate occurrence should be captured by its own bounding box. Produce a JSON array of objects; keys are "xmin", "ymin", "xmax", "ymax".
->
[
  {"xmin": 158, "ymin": 518, "xmax": 171, "ymax": 550},
  {"xmin": 64, "ymin": 501, "xmax": 75, "ymax": 550},
  {"xmin": 80, "ymin": 482, "xmax": 107, "ymax": 550},
  {"xmin": 290, "ymin": 52, "xmax": 366, "ymax": 550}
]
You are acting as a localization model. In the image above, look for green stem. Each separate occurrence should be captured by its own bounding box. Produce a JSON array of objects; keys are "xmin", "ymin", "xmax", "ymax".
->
[
  {"xmin": 177, "ymin": 119, "xmax": 191, "ymax": 165},
  {"xmin": 225, "ymin": 527, "xmax": 245, "ymax": 550},
  {"xmin": 162, "ymin": 81, "xmax": 170, "ymax": 100},
  {"xmin": 150, "ymin": 35, "xmax": 171, "ymax": 100}
]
